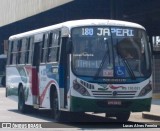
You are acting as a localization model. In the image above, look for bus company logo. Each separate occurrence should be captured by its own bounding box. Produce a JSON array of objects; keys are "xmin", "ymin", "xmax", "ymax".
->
[
  {"xmin": 112, "ymin": 91, "xmax": 117, "ymax": 96},
  {"xmin": 2, "ymin": 123, "xmax": 11, "ymax": 128},
  {"xmin": 109, "ymin": 84, "xmax": 126, "ymax": 90},
  {"xmin": 98, "ymin": 87, "xmax": 108, "ymax": 91}
]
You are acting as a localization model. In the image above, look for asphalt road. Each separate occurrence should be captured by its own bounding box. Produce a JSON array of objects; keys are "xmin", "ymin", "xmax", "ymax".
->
[{"xmin": 0, "ymin": 87, "xmax": 159, "ymax": 130}]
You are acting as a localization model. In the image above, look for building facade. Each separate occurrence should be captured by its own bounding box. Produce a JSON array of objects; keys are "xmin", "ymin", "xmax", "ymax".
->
[{"xmin": 0, "ymin": 0, "xmax": 160, "ymax": 92}]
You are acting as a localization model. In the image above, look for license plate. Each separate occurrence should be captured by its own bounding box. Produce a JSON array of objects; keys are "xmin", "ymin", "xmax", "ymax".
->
[{"xmin": 108, "ymin": 100, "xmax": 121, "ymax": 105}]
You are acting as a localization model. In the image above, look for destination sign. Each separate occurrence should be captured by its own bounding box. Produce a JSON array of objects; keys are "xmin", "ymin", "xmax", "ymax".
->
[{"xmin": 81, "ymin": 27, "xmax": 134, "ymax": 37}]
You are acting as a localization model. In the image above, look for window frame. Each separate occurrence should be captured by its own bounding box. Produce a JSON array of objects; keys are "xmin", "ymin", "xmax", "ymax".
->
[{"xmin": 46, "ymin": 30, "xmax": 61, "ymax": 63}]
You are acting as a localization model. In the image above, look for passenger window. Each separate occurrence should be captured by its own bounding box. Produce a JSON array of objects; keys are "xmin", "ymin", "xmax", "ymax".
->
[
  {"xmin": 41, "ymin": 33, "xmax": 49, "ymax": 63},
  {"xmin": 19, "ymin": 39, "xmax": 26, "ymax": 64},
  {"xmin": 47, "ymin": 31, "xmax": 60, "ymax": 62},
  {"xmin": 11, "ymin": 40, "xmax": 18, "ymax": 65},
  {"xmin": 26, "ymin": 38, "xmax": 32, "ymax": 64},
  {"xmin": 8, "ymin": 41, "xmax": 13, "ymax": 65}
]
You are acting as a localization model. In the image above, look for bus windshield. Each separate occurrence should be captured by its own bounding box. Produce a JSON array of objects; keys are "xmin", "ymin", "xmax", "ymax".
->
[{"xmin": 71, "ymin": 26, "xmax": 151, "ymax": 79}]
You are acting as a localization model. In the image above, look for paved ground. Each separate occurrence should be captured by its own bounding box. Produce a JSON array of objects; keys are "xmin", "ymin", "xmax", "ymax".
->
[
  {"xmin": 142, "ymin": 97, "xmax": 160, "ymax": 121},
  {"xmin": 0, "ymin": 87, "xmax": 159, "ymax": 130}
]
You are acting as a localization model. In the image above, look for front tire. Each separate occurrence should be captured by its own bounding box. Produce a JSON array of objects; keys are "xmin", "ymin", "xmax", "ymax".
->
[
  {"xmin": 51, "ymin": 91, "xmax": 64, "ymax": 121},
  {"xmin": 116, "ymin": 112, "xmax": 130, "ymax": 122}
]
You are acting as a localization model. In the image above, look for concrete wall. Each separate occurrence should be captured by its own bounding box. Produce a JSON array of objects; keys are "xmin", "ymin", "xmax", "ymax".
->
[
  {"xmin": 0, "ymin": 0, "xmax": 110, "ymax": 54},
  {"xmin": 0, "ymin": 0, "xmax": 73, "ymax": 27}
]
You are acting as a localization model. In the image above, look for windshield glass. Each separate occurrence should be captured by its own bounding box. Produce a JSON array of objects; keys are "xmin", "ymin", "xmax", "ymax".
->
[{"xmin": 71, "ymin": 26, "xmax": 151, "ymax": 79}]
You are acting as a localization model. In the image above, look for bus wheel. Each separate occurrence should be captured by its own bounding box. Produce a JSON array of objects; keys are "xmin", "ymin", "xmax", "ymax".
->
[
  {"xmin": 116, "ymin": 112, "xmax": 130, "ymax": 122},
  {"xmin": 18, "ymin": 86, "xmax": 29, "ymax": 113},
  {"xmin": 51, "ymin": 91, "xmax": 64, "ymax": 121}
]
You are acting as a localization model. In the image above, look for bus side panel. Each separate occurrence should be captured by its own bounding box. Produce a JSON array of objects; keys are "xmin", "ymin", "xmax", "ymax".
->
[
  {"xmin": 38, "ymin": 64, "xmax": 59, "ymax": 109},
  {"xmin": 6, "ymin": 65, "xmax": 33, "ymax": 106},
  {"xmin": 31, "ymin": 67, "xmax": 39, "ymax": 96},
  {"xmin": 25, "ymin": 66, "xmax": 34, "ymax": 106},
  {"xmin": 6, "ymin": 66, "xmax": 20, "ymax": 101}
]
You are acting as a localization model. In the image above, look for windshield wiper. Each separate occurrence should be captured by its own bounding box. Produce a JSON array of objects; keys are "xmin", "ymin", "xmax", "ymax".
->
[
  {"xmin": 122, "ymin": 58, "xmax": 136, "ymax": 80},
  {"xmin": 94, "ymin": 51, "xmax": 109, "ymax": 79},
  {"xmin": 94, "ymin": 41, "xmax": 110, "ymax": 79}
]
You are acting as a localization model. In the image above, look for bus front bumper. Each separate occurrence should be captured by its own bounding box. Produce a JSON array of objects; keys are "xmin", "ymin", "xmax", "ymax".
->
[{"xmin": 70, "ymin": 96, "xmax": 152, "ymax": 113}]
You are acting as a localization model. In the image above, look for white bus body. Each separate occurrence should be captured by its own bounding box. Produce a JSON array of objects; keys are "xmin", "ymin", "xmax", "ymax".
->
[{"xmin": 6, "ymin": 19, "xmax": 152, "ymax": 121}]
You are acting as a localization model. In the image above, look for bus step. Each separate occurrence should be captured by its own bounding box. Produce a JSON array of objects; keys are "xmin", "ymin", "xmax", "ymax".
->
[
  {"xmin": 60, "ymin": 108, "xmax": 69, "ymax": 111},
  {"xmin": 33, "ymin": 104, "xmax": 39, "ymax": 109}
]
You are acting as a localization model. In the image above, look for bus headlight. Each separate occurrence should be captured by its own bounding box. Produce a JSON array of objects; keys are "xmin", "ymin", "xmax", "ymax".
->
[
  {"xmin": 138, "ymin": 82, "xmax": 152, "ymax": 97},
  {"xmin": 73, "ymin": 80, "xmax": 90, "ymax": 96}
]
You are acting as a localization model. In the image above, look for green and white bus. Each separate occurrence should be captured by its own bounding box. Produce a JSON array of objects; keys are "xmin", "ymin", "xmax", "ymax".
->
[{"xmin": 6, "ymin": 19, "xmax": 152, "ymax": 121}]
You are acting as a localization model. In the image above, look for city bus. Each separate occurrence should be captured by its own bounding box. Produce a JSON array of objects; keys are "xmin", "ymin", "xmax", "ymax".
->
[
  {"xmin": 0, "ymin": 54, "xmax": 7, "ymax": 86},
  {"xmin": 6, "ymin": 19, "xmax": 152, "ymax": 121}
]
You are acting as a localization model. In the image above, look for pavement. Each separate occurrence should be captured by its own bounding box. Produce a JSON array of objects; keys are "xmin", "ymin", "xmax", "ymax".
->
[
  {"xmin": 142, "ymin": 93, "xmax": 160, "ymax": 121},
  {"xmin": 1, "ymin": 86, "xmax": 159, "ymax": 121}
]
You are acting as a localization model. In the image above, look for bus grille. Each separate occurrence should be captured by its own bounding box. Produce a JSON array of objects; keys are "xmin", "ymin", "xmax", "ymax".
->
[{"xmin": 91, "ymin": 90, "xmax": 136, "ymax": 98}]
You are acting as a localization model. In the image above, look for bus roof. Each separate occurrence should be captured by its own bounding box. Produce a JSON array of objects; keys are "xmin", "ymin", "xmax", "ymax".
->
[{"xmin": 9, "ymin": 19, "xmax": 145, "ymax": 40}]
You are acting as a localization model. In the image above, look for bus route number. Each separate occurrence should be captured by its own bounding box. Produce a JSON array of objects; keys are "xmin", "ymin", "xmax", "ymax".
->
[{"xmin": 82, "ymin": 28, "xmax": 94, "ymax": 36}]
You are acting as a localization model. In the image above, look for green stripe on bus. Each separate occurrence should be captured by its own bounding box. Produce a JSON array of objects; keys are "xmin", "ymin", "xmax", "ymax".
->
[{"xmin": 70, "ymin": 96, "xmax": 152, "ymax": 112}]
